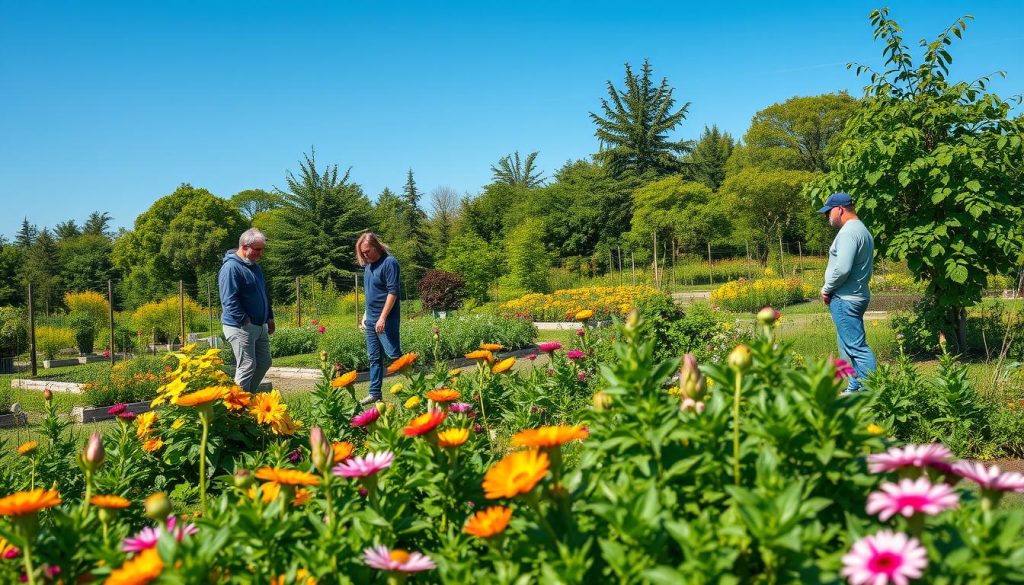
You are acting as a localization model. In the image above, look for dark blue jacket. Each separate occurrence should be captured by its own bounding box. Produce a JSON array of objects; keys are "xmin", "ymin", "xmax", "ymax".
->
[
  {"xmin": 364, "ymin": 255, "xmax": 401, "ymax": 322},
  {"xmin": 218, "ymin": 249, "xmax": 274, "ymax": 327}
]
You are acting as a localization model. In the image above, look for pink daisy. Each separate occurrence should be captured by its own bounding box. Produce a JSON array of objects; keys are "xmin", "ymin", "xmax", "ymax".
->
[
  {"xmin": 951, "ymin": 461, "xmax": 1024, "ymax": 492},
  {"xmin": 566, "ymin": 349, "xmax": 585, "ymax": 361},
  {"xmin": 834, "ymin": 358, "xmax": 856, "ymax": 379},
  {"xmin": 866, "ymin": 477, "xmax": 959, "ymax": 521},
  {"xmin": 867, "ymin": 444, "xmax": 952, "ymax": 474},
  {"xmin": 122, "ymin": 516, "xmax": 198, "ymax": 553},
  {"xmin": 841, "ymin": 530, "xmax": 928, "ymax": 585},
  {"xmin": 333, "ymin": 450, "xmax": 394, "ymax": 478},
  {"xmin": 537, "ymin": 341, "xmax": 562, "ymax": 353},
  {"xmin": 449, "ymin": 402, "xmax": 474, "ymax": 414},
  {"xmin": 351, "ymin": 407, "xmax": 381, "ymax": 427},
  {"xmin": 363, "ymin": 545, "xmax": 435, "ymax": 572}
]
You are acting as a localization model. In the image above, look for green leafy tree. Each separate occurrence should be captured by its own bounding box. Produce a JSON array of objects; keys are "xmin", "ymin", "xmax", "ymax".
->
[
  {"xmin": 722, "ymin": 168, "xmax": 818, "ymax": 261},
  {"xmin": 490, "ymin": 151, "xmax": 546, "ymax": 188},
  {"xmin": 501, "ymin": 218, "xmax": 551, "ymax": 294},
  {"xmin": 161, "ymin": 193, "xmax": 248, "ymax": 282},
  {"xmin": 231, "ymin": 189, "xmax": 284, "ymax": 224},
  {"xmin": 270, "ymin": 151, "xmax": 374, "ymax": 289},
  {"xmin": 460, "ymin": 183, "xmax": 530, "ymax": 244},
  {"xmin": 81, "ymin": 211, "xmax": 113, "ymax": 237},
  {"xmin": 808, "ymin": 9, "xmax": 1024, "ymax": 350},
  {"xmin": 630, "ymin": 176, "xmax": 732, "ymax": 253},
  {"xmin": 54, "ymin": 220, "xmax": 81, "ymax": 241},
  {"xmin": 0, "ymin": 238, "xmax": 23, "ymax": 305},
  {"xmin": 591, "ymin": 59, "xmax": 692, "ymax": 178},
  {"xmin": 682, "ymin": 125, "xmax": 735, "ymax": 191},
  {"xmin": 21, "ymin": 228, "xmax": 62, "ymax": 313},
  {"xmin": 439, "ymin": 231, "xmax": 504, "ymax": 303},
  {"xmin": 740, "ymin": 93, "xmax": 858, "ymax": 173},
  {"xmin": 58, "ymin": 234, "xmax": 118, "ymax": 292},
  {"xmin": 427, "ymin": 185, "xmax": 460, "ymax": 256}
]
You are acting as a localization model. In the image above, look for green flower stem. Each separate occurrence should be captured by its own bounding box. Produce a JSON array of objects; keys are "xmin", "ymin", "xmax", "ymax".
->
[
  {"xmin": 21, "ymin": 538, "xmax": 36, "ymax": 585},
  {"xmin": 198, "ymin": 408, "xmax": 211, "ymax": 515},
  {"xmin": 81, "ymin": 470, "xmax": 93, "ymax": 518},
  {"xmin": 732, "ymin": 371, "xmax": 743, "ymax": 486},
  {"xmin": 29, "ymin": 459, "xmax": 36, "ymax": 491},
  {"xmin": 322, "ymin": 473, "xmax": 335, "ymax": 527}
]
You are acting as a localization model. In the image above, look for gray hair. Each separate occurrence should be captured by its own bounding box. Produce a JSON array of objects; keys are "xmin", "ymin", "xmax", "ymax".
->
[{"xmin": 239, "ymin": 228, "xmax": 266, "ymax": 247}]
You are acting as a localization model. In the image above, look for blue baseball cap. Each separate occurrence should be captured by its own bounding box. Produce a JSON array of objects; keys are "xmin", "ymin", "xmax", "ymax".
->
[{"xmin": 817, "ymin": 192, "xmax": 853, "ymax": 214}]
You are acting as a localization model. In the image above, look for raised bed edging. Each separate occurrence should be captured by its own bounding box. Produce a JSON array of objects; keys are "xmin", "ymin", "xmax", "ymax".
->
[
  {"xmin": 72, "ymin": 400, "xmax": 152, "ymax": 423},
  {"xmin": 0, "ymin": 412, "xmax": 28, "ymax": 428},
  {"xmin": 533, "ymin": 320, "xmax": 611, "ymax": 331},
  {"xmin": 12, "ymin": 378, "xmax": 271, "ymax": 397}
]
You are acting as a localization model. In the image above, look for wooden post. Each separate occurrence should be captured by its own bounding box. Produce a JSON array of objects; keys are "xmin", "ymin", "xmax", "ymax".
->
[
  {"xmin": 355, "ymin": 274, "xmax": 360, "ymax": 327},
  {"xmin": 652, "ymin": 232, "xmax": 659, "ymax": 289},
  {"xmin": 207, "ymin": 278, "xmax": 215, "ymax": 348},
  {"xmin": 630, "ymin": 251, "xmax": 636, "ymax": 287},
  {"xmin": 745, "ymin": 241, "xmax": 752, "ymax": 280},
  {"xmin": 707, "ymin": 242, "xmax": 714, "ymax": 286},
  {"xmin": 798, "ymin": 242, "xmax": 804, "ymax": 276},
  {"xmin": 295, "ymin": 276, "xmax": 302, "ymax": 327},
  {"xmin": 108, "ymin": 280, "xmax": 115, "ymax": 365},
  {"xmin": 28, "ymin": 283, "xmax": 37, "ymax": 377},
  {"xmin": 778, "ymin": 236, "xmax": 786, "ymax": 277},
  {"xmin": 178, "ymin": 280, "xmax": 186, "ymax": 346}
]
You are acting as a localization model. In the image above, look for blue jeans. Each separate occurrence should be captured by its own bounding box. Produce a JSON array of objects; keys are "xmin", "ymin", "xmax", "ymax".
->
[
  {"xmin": 365, "ymin": 320, "xmax": 401, "ymax": 400},
  {"xmin": 828, "ymin": 296, "xmax": 876, "ymax": 391}
]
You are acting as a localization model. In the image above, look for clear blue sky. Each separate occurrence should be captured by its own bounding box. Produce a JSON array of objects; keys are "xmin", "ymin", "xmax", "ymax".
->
[{"xmin": 1, "ymin": 0, "xmax": 1021, "ymax": 239}]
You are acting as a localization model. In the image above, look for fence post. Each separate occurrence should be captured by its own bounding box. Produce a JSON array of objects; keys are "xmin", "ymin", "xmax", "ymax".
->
[
  {"xmin": 295, "ymin": 276, "xmax": 302, "ymax": 327},
  {"xmin": 178, "ymin": 280, "xmax": 186, "ymax": 346},
  {"xmin": 745, "ymin": 241, "xmax": 752, "ymax": 279},
  {"xmin": 108, "ymin": 280, "xmax": 115, "ymax": 365},
  {"xmin": 207, "ymin": 278, "xmax": 215, "ymax": 348},
  {"xmin": 707, "ymin": 242, "xmax": 714, "ymax": 286},
  {"xmin": 778, "ymin": 236, "xmax": 786, "ymax": 277},
  {"xmin": 28, "ymin": 283, "xmax": 37, "ymax": 377},
  {"xmin": 630, "ymin": 251, "xmax": 636, "ymax": 287},
  {"xmin": 652, "ymin": 233, "xmax": 659, "ymax": 289},
  {"xmin": 797, "ymin": 242, "xmax": 804, "ymax": 276},
  {"xmin": 354, "ymin": 274, "xmax": 360, "ymax": 327}
]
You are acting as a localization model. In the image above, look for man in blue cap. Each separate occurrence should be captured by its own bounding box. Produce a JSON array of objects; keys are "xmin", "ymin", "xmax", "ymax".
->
[{"xmin": 818, "ymin": 192, "xmax": 876, "ymax": 393}]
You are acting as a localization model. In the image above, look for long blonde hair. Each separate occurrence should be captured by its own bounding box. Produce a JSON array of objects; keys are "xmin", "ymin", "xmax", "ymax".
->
[{"xmin": 354, "ymin": 232, "xmax": 391, "ymax": 267}]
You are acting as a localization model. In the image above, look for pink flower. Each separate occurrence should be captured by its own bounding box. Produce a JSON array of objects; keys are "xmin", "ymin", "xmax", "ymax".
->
[
  {"xmin": 834, "ymin": 358, "xmax": 856, "ymax": 379},
  {"xmin": 537, "ymin": 341, "xmax": 562, "ymax": 353},
  {"xmin": 841, "ymin": 530, "xmax": 927, "ymax": 585},
  {"xmin": 866, "ymin": 477, "xmax": 959, "ymax": 521},
  {"xmin": 317, "ymin": 325, "xmax": 326, "ymax": 334},
  {"xmin": 473, "ymin": 424, "xmax": 484, "ymax": 433},
  {"xmin": 351, "ymin": 407, "xmax": 381, "ymax": 427},
  {"xmin": 122, "ymin": 516, "xmax": 198, "ymax": 553},
  {"xmin": 680, "ymin": 398, "xmax": 705, "ymax": 414},
  {"xmin": 527, "ymin": 353, "xmax": 537, "ymax": 361},
  {"xmin": 449, "ymin": 402, "xmax": 474, "ymax": 413},
  {"xmin": 118, "ymin": 411, "xmax": 137, "ymax": 421},
  {"xmin": 575, "ymin": 329, "xmax": 585, "ymax": 337},
  {"xmin": 566, "ymin": 350, "xmax": 585, "ymax": 361},
  {"xmin": 577, "ymin": 371, "xmax": 587, "ymax": 382},
  {"xmin": 951, "ymin": 461, "xmax": 1024, "ymax": 492},
  {"xmin": 363, "ymin": 545, "xmax": 435, "ymax": 573},
  {"xmin": 333, "ymin": 450, "xmax": 394, "ymax": 478},
  {"xmin": 867, "ymin": 444, "xmax": 952, "ymax": 474},
  {"xmin": 4, "ymin": 547, "xmax": 20, "ymax": 559},
  {"xmin": 358, "ymin": 487, "xmax": 368, "ymax": 498},
  {"xmin": 107, "ymin": 404, "xmax": 127, "ymax": 416}
]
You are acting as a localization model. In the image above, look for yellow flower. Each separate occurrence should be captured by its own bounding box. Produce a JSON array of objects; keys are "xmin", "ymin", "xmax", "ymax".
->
[
  {"xmin": 224, "ymin": 386, "xmax": 253, "ymax": 410},
  {"xmin": 170, "ymin": 417, "xmax": 186, "ymax": 430},
  {"xmin": 136, "ymin": 411, "xmax": 158, "ymax": 439},
  {"xmin": 479, "ymin": 343, "xmax": 503, "ymax": 351},
  {"xmin": 491, "ymin": 357, "xmax": 516, "ymax": 374},
  {"xmin": 332, "ymin": 441, "xmax": 354, "ymax": 463},
  {"xmin": 389, "ymin": 383, "xmax": 404, "ymax": 395},
  {"xmin": 482, "ymin": 450, "xmax": 549, "ymax": 499},
  {"xmin": 91, "ymin": 495, "xmax": 131, "ymax": 509},
  {"xmin": 176, "ymin": 386, "xmax": 228, "ymax": 407},
  {"xmin": 17, "ymin": 441, "xmax": 38, "ymax": 456},
  {"xmin": 105, "ymin": 547, "xmax": 163, "ymax": 585},
  {"xmin": 575, "ymin": 309, "xmax": 594, "ymax": 321},
  {"xmin": 270, "ymin": 412, "xmax": 302, "ymax": 436},
  {"xmin": 249, "ymin": 390, "xmax": 287, "ymax": 426},
  {"xmin": 437, "ymin": 428, "xmax": 469, "ymax": 448},
  {"xmin": 867, "ymin": 423, "xmax": 884, "ymax": 435},
  {"xmin": 404, "ymin": 395, "xmax": 422, "ymax": 409}
]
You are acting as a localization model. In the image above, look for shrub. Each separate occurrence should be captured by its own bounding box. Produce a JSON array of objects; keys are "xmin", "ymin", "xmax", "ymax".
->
[
  {"xmin": 64, "ymin": 291, "xmax": 109, "ymax": 325},
  {"xmin": 35, "ymin": 325, "xmax": 75, "ymax": 360},
  {"xmin": 69, "ymin": 311, "xmax": 96, "ymax": 355},
  {"xmin": 500, "ymin": 285, "xmax": 666, "ymax": 321},
  {"xmin": 131, "ymin": 295, "xmax": 204, "ymax": 343},
  {"xmin": 870, "ymin": 272, "xmax": 924, "ymax": 293},
  {"xmin": 417, "ymin": 269, "xmax": 467, "ymax": 312},
  {"xmin": 710, "ymin": 276, "xmax": 815, "ymax": 312},
  {"xmin": 80, "ymin": 355, "xmax": 166, "ymax": 406},
  {"xmin": 270, "ymin": 326, "xmax": 320, "ymax": 357},
  {"xmin": 0, "ymin": 306, "xmax": 26, "ymax": 356}
]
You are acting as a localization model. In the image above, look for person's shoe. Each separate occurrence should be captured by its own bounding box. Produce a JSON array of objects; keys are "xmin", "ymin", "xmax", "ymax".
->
[{"xmin": 359, "ymin": 395, "xmax": 380, "ymax": 405}]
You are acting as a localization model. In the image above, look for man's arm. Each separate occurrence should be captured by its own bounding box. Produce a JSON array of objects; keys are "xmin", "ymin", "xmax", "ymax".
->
[
  {"xmin": 374, "ymin": 258, "xmax": 401, "ymax": 333},
  {"xmin": 218, "ymin": 266, "xmax": 248, "ymax": 326},
  {"xmin": 822, "ymin": 232, "xmax": 856, "ymax": 296},
  {"xmin": 375, "ymin": 294, "xmax": 398, "ymax": 333}
]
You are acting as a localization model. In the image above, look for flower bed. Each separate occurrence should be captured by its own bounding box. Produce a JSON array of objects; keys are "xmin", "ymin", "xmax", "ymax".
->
[
  {"xmin": 710, "ymin": 276, "xmax": 816, "ymax": 312},
  {"xmin": 499, "ymin": 285, "xmax": 666, "ymax": 321}
]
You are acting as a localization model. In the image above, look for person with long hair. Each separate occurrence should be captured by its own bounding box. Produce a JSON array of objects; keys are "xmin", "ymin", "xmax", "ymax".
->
[{"xmin": 355, "ymin": 232, "xmax": 401, "ymax": 404}]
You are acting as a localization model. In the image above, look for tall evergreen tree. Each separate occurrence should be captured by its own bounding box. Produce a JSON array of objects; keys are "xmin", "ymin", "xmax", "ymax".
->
[
  {"xmin": 490, "ymin": 151, "xmax": 546, "ymax": 188},
  {"xmin": 15, "ymin": 218, "xmax": 38, "ymax": 249},
  {"xmin": 54, "ymin": 220, "xmax": 81, "ymax": 240},
  {"xmin": 21, "ymin": 228, "xmax": 62, "ymax": 313},
  {"xmin": 590, "ymin": 59, "xmax": 692, "ymax": 177},
  {"xmin": 683, "ymin": 125, "xmax": 735, "ymax": 191},
  {"xmin": 400, "ymin": 169, "xmax": 431, "ymax": 283},
  {"xmin": 82, "ymin": 211, "xmax": 114, "ymax": 237}
]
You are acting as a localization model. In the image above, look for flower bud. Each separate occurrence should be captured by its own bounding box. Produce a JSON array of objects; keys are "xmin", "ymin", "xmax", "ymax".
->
[
  {"xmin": 727, "ymin": 344, "xmax": 753, "ymax": 371},
  {"xmin": 319, "ymin": 351, "xmax": 328, "ymax": 362},
  {"xmin": 43, "ymin": 389, "xmax": 53, "ymax": 402},
  {"xmin": 625, "ymin": 309, "xmax": 639, "ymax": 331},
  {"xmin": 83, "ymin": 432, "xmax": 105, "ymax": 472},
  {"xmin": 756, "ymin": 306, "xmax": 779, "ymax": 326},
  {"xmin": 144, "ymin": 492, "xmax": 172, "ymax": 521},
  {"xmin": 679, "ymin": 353, "xmax": 705, "ymax": 400},
  {"xmin": 938, "ymin": 332, "xmax": 947, "ymax": 349},
  {"xmin": 233, "ymin": 469, "xmax": 254, "ymax": 490},
  {"xmin": 592, "ymin": 391, "xmax": 612, "ymax": 411},
  {"xmin": 309, "ymin": 427, "xmax": 331, "ymax": 472}
]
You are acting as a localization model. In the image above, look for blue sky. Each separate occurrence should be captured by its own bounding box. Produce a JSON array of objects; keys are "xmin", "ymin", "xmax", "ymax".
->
[{"xmin": 1, "ymin": 0, "xmax": 1021, "ymax": 239}]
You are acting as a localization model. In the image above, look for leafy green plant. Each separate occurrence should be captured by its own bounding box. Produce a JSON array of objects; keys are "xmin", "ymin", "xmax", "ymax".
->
[
  {"xmin": 35, "ymin": 325, "xmax": 75, "ymax": 360},
  {"xmin": 269, "ymin": 326, "xmax": 320, "ymax": 357},
  {"xmin": 69, "ymin": 311, "xmax": 96, "ymax": 355}
]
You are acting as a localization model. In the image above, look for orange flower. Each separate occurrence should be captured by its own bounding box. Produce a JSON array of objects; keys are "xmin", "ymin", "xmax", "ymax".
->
[
  {"xmin": 463, "ymin": 505, "xmax": 512, "ymax": 538},
  {"xmin": 293, "ymin": 488, "xmax": 312, "ymax": 506},
  {"xmin": 386, "ymin": 352, "xmax": 418, "ymax": 374},
  {"xmin": 491, "ymin": 357, "xmax": 516, "ymax": 374},
  {"xmin": 91, "ymin": 494, "xmax": 131, "ymax": 509},
  {"xmin": 403, "ymin": 409, "xmax": 447, "ymax": 437},
  {"xmin": 105, "ymin": 547, "xmax": 163, "ymax": 585},
  {"xmin": 255, "ymin": 468, "xmax": 320, "ymax": 486},
  {"xmin": 176, "ymin": 386, "xmax": 228, "ymax": 407},
  {"xmin": 0, "ymin": 489, "xmax": 62, "ymax": 516},
  {"xmin": 479, "ymin": 343, "xmax": 503, "ymax": 351},
  {"xmin": 464, "ymin": 350, "xmax": 493, "ymax": 362},
  {"xmin": 142, "ymin": 438, "xmax": 164, "ymax": 453},
  {"xmin": 425, "ymin": 388, "xmax": 460, "ymax": 403},
  {"xmin": 511, "ymin": 425, "xmax": 589, "ymax": 448},
  {"xmin": 437, "ymin": 428, "xmax": 469, "ymax": 448},
  {"xmin": 482, "ymin": 450, "xmax": 549, "ymax": 499},
  {"xmin": 332, "ymin": 370, "xmax": 358, "ymax": 388},
  {"xmin": 249, "ymin": 390, "xmax": 287, "ymax": 426},
  {"xmin": 17, "ymin": 441, "xmax": 39, "ymax": 456},
  {"xmin": 223, "ymin": 386, "xmax": 252, "ymax": 411},
  {"xmin": 271, "ymin": 569, "xmax": 316, "ymax": 585},
  {"xmin": 332, "ymin": 441, "xmax": 355, "ymax": 463},
  {"xmin": 248, "ymin": 481, "xmax": 280, "ymax": 503}
]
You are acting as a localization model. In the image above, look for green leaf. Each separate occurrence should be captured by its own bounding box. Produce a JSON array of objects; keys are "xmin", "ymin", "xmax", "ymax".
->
[{"xmin": 948, "ymin": 264, "xmax": 968, "ymax": 283}]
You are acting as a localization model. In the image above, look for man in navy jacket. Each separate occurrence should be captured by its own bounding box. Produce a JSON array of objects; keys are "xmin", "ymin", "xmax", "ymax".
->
[{"xmin": 219, "ymin": 228, "xmax": 275, "ymax": 392}]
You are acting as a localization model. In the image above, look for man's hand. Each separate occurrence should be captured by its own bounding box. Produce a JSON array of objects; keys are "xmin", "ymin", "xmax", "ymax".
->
[
  {"xmin": 821, "ymin": 293, "xmax": 832, "ymax": 305},
  {"xmin": 359, "ymin": 315, "xmax": 367, "ymax": 331},
  {"xmin": 375, "ymin": 317, "xmax": 386, "ymax": 334},
  {"xmin": 267, "ymin": 319, "xmax": 276, "ymax": 335}
]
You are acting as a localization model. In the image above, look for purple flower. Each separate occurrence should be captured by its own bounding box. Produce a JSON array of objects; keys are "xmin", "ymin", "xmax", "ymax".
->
[
  {"xmin": 122, "ymin": 516, "xmax": 198, "ymax": 553},
  {"xmin": 289, "ymin": 449, "xmax": 302, "ymax": 463},
  {"xmin": 566, "ymin": 350, "xmax": 585, "ymax": 361},
  {"xmin": 351, "ymin": 407, "xmax": 381, "ymax": 428},
  {"xmin": 577, "ymin": 371, "xmax": 587, "ymax": 382},
  {"xmin": 107, "ymin": 404, "xmax": 127, "ymax": 416},
  {"xmin": 449, "ymin": 402, "xmax": 474, "ymax": 413}
]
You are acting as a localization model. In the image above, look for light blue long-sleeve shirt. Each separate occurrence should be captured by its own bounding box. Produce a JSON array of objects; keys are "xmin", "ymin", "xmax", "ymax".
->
[{"xmin": 822, "ymin": 219, "xmax": 874, "ymax": 301}]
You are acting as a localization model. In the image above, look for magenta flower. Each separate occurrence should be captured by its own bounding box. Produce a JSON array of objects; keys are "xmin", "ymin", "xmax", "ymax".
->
[
  {"xmin": 834, "ymin": 358, "xmax": 856, "ymax": 379},
  {"xmin": 317, "ymin": 325, "xmax": 326, "ymax": 334},
  {"xmin": 473, "ymin": 424, "xmax": 484, "ymax": 433},
  {"xmin": 3, "ymin": 547, "xmax": 19, "ymax": 559},
  {"xmin": 951, "ymin": 461, "xmax": 1024, "ymax": 492},
  {"xmin": 577, "ymin": 371, "xmax": 587, "ymax": 382},
  {"xmin": 866, "ymin": 477, "xmax": 959, "ymax": 521},
  {"xmin": 841, "ymin": 530, "xmax": 927, "ymax": 585},
  {"xmin": 107, "ymin": 404, "xmax": 127, "ymax": 416},
  {"xmin": 527, "ymin": 353, "xmax": 537, "ymax": 361},
  {"xmin": 449, "ymin": 402, "xmax": 474, "ymax": 413},
  {"xmin": 122, "ymin": 516, "xmax": 198, "ymax": 553},
  {"xmin": 333, "ymin": 450, "xmax": 394, "ymax": 478},
  {"xmin": 351, "ymin": 407, "xmax": 381, "ymax": 427},
  {"xmin": 364, "ymin": 545, "xmax": 435, "ymax": 573},
  {"xmin": 537, "ymin": 341, "xmax": 562, "ymax": 353},
  {"xmin": 566, "ymin": 350, "xmax": 585, "ymax": 361},
  {"xmin": 118, "ymin": 411, "xmax": 137, "ymax": 421},
  {"xmin": 867, "ymin": 444, "xmax": 952, "ymax": 474},
  {"xmin": 575, "ymin": 329, "xmax": 585, "ymax": 337}
]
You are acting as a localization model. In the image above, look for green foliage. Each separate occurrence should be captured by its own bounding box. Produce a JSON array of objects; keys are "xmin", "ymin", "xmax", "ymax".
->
[
  {"xmin": 231, "ymin": 188, "xmax": 284, "ymax": 223},
  {"xmin": 459, "ymin": 182, "xmax": 530, "ymax": 244},
  {"xmin": 711, "ymin": 277, "xmax": 816, "ymax": 312},
  {"xmin": 36, "ymin": 325, "xmax": 74, "ymax": 360},
  {"xmin": 439, "ymin": 231, "xmax": 504, "ymax": 303},
  {"xmin": 161, "ymin": 192, "xmax": 248, "ymax": 282},
  {"xmin": 630, "ymin": 176, "xmax": 731, "ymax": 250},
  {"xmin": 808, "ymin": 8, "xmax": 1024, "ymax": 350},
  {"xmin": 269, "ymin": 326, "xmax": 321, "ymax": 357},
  {"xmin": 682, "ymin": 124, "xmax": 735, "ymax": 191},
  {"xmin": 130, "ymin": 295, "xmax": 204, "ymax": 343},
  {"xmin": 490, "ymin": 151, "xmax": 546, "ymax": 188},
  {"xmin": 69, "ymin": 311, "xmax": 96, "ymax": 354},
  {"xmin": 501, "ymin": 218, "xmax": 551, "ymax": 294},
  {"xmin": 81, "ymin": 355, "xmax": 165, "ymax": 406},
  {"xmin": 57, "ymin": 233, "xmax": 118, "ymax": 293},
  {"xmin": 0, "ymin": 240, "xmax": 21, "ymax": 305},
  {"xmin": 741, "ymin": 93, "xmax": 858, "ymax": 173},
  {"xmin": 0, "ymin": 306, "xmax": 27, "ymax": 356},
  {"xmin": 591, "ymin": 59, "xmax": 692, "ymax": 177},
  {"xmin": 20, "ymin": 228, "xmax": 63, "ymax": 311},
  {"xmin": 721, "ymin": 168, "xmax": 818, "ymax": 257}
]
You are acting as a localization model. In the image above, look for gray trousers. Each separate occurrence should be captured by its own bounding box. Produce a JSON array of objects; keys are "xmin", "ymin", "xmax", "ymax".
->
[{"xmin": 224, "ymin": 322, "xmax": 271, "ymax": 393}]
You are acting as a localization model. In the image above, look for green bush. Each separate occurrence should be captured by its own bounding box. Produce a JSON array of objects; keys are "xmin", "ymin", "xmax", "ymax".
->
[
  {"xmin": 36, "ymin": 325, "xmax": 75, "ymax": 360},
  {"xmin": 270, "ymin": 326, "xmax": 320, "ymax": 357},
  {"xmin": 69, "ymin": 311, "xmax": 96, "ymax": 355},
  {"xmin": 80, "ymin": 355, "xmax": 165, "ymax": 406},
  {"xmin": 0, "ymin": 306, "xmax": 26, "ymax": 356}
]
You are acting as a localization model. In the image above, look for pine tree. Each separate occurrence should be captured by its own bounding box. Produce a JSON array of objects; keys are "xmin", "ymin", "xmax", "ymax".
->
[
  {"xmin": 21, "ymin": 228, "xmax": 62, "ymax": 313},
  {"xmin": 15, "ymin": 218, "xmax": 38, "ymax": 248},
  {"xmin": 400, "ymin": 169, "xmax": 431, "ymax": 283},
  {"xmin": 82, "ymin": 211, "xmax": 114, "ymax": 237},
  {"xmin": 683, "ymin": 125, "xmax": 735, "ymax": 191},
  {"xmin": 54, "ymin": 220, "xmax": 81, "ymax": 240},
  {"xmin": 490, "ymin": 151, "xmax": 546, "ymax": 188}
]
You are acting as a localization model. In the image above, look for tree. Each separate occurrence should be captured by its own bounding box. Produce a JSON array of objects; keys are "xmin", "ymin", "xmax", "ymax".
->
[
  {"xmin": 0, "ymin": 239, "xmax": 22, "ymax": 305},
  {"xmin": 21, "ymin": 228, "xmax": 62, "ymax": 313},
  {"xmin": 161, "ymin": 194, "xmax": 247, "ymax": 282},
  {"xmin": 490, "ymin": 151, "xmax": 546, "ymax": 188},
  {"xmin": 590, "ymin": 59, "xmax": 692, "ymax": 177},
  {"xmin": 58, "ymin": 234, "xmax": 118, "ymax": 292},
  {"xmin": 400, "ymin": 169, "xmax": 432, "ymax": 282},
  {"xmin": 722, "ymin": 168, "xmax": 818, "ymax": 261},
  {"xmin": 439, "ymin": 231, "xmax": 504, "ymax": 302},
  {"xmin": 459, "ymin": 183, "xmax": 529, "ymax": 244},
  {"xmin": 54, "ymin": 220, "xmax": 81, "ymax": 240},
  {"xmin": 15, "ymin": 218, "xmax": 38, "ymax": 249},
  {"xmin": 809, "ymin": 9, "xmax": 1024, "ymax": 351},
  {"xmin": 742, "ymin": 93, "xmax": 858, "ymax": 173},
  {"xmin": 231, "ymin": 189, "xmax": 283, "ymax": 224},
  {"xmin": 82, "ymin": 212, "xmax": 114, "ymax": 237},
  {"xmin": 501, "ymin": 218, "xmax": 551, "ymax": 294},
  {"xmin": 270, "ymin": 151, "xmax": 374, "ymax": 288},
  {"xmin": 682, "ymin": 125, "xmax": 735, "ymax": 191},
  {"xmin": 427, "ymin": 185, "xmax": 460, "ymax": 255},
  {"xmin": 630, "ymin": 176, "xmax": 731, "ymax": 253}
]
